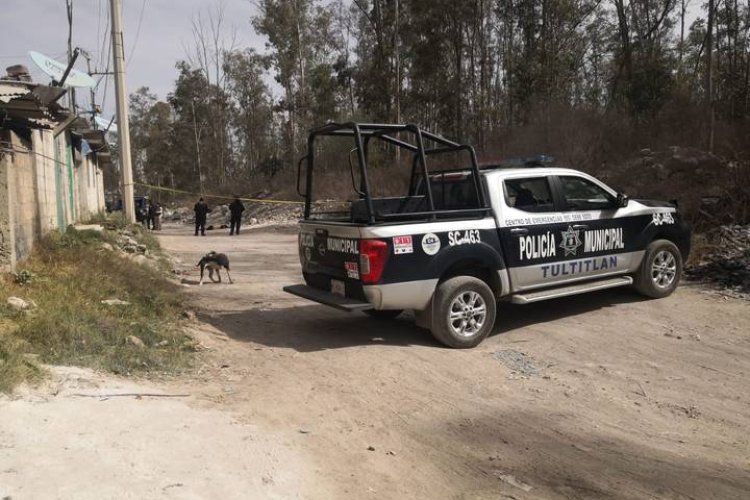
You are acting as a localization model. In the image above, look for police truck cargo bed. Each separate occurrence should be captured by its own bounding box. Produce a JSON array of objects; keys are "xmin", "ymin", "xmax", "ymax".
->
[{"xmin": 284, "ymin": 123, "xmax": 692, "ymax": 348}]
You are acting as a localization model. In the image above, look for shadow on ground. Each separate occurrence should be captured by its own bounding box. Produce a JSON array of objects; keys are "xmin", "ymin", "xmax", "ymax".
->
[
  {"xmin": 438, "ymin": 410, "xmax": 750, "ymax": 499},
  {"xmin": 201, "ymin": 287, "xmax": 649, "ymax": 352}
]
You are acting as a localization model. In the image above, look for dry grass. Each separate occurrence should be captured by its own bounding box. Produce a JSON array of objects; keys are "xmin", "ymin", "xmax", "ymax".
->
[{"xmin": 0, "ymin": 225, "xmax": 193, "ymax": 393}]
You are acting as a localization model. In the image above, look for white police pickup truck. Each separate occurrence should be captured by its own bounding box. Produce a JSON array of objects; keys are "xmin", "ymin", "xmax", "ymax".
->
[{"xmin": 284, "ymin": 123, "xmax": 691, "ymax": 348}]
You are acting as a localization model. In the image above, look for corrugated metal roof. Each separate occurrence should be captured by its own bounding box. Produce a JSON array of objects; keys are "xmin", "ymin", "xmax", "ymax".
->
[{"xmin": 0, "ymin": 79, "xmax": 68, "ymax": 130}]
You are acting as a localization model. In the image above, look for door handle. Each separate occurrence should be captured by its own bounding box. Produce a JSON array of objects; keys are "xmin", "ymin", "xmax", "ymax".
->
[
  {"xmin": 572, "ymin": 224, "xmax": 589, "ymax": 230},
  {"xmin": 510, "ymin": 228, "xmax": 529, "ymax": 235}
]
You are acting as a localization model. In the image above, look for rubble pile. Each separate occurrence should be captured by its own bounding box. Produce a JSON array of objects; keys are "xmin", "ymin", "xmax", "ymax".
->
[
  {"xmin": 242, "ymin": 201, "xmax": 302, "ymax": 226},
  {"xmin": 685, "ymin": 225, "xmax": 750, "ymax": 298},
  {"xmin": 115, "ymin": 230, "xmax": 149, "ymax": 255},
  {"xmin": 169, "ymin": 197, "xmax": 303, "ymax": 229}
]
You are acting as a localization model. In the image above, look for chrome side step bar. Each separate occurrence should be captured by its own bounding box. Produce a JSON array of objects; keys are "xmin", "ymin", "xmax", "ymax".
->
[{"xmin": 510, "ymin": 276, "xmax": 633, "ymax": 304}]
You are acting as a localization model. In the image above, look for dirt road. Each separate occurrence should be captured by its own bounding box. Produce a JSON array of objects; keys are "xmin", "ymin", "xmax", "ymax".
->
[
  {"xmin": 160, "ymin": 224, "xmax": 750, "ymax": 499},
  {"xmin": 2, "ymin": 223, "xmax": 749, "ymax": 499}
]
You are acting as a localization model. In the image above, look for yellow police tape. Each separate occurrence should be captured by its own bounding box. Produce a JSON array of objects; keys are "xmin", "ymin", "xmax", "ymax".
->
[{"xmin": 133, "ymin": 182, "xmax": 305, "ymax": 205}]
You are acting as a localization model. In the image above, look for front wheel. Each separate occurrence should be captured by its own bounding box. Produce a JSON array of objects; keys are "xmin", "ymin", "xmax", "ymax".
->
[
  {"xmin": 430, "ymin": 276, "xmax": 496, "ymax": 348},
  {"xmin": 634, "ymin": 239, "xmax": 683, "ymax": 298}
]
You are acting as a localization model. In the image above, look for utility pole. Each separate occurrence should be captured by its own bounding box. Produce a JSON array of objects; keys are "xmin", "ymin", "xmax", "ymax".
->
[
  {"xmin": 110, "ymin": 0, "xmax": 136, "ymax": 222},
  {"xmin": 66, "ymin": 0, "xmax": 76, "ymax": 112},
  {"xmin": 707, "ymin": 0, "xmax": 715, "ymax": 153}
]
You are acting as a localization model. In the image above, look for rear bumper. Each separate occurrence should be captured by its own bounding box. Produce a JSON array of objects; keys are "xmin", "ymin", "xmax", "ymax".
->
[{"xmin": 283, "ymin": 284, "xmax": 373, "ymax": 312}]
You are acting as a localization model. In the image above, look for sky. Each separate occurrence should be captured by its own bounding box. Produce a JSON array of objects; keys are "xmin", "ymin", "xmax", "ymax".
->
[{"xmin": 0, "ymin": 0, "xmax": 267, "ymax": 117}]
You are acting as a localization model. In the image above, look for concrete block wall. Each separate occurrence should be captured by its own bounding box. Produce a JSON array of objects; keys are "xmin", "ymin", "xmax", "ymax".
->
[
  {"xmin": 8, "ymin": 131, "xmax": 39, "ymax": 267},
  {"xmin": 0, "ymin": 128, "xmax": 106, "ymax": 271},
  {"xmin": 75, "ymin": 152, "xmax": 105, "ymax": 221},
  {"xmin": 0, "ymin": 136, "xmax": 12, "ymax": 268}
]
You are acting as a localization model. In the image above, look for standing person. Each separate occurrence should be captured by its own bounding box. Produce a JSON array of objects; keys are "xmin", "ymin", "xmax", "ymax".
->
[
  {"xmin": 229, "ymin": 196, "xmax": 245, "ymax": 236},
  {"xmin": 194, "ymin": 197, "xmax": 210, "ymax": 236},
  {"xmin": 153, "ymin": 202, "xmax": 163, "ymax": 231},
  {"xmin": 146, "ymin": 200, "xmax": 156, "ymax": 230}
]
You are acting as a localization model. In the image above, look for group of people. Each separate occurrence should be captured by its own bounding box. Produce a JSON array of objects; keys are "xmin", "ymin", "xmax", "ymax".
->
[
  {"xmin": 193, "ymin": 196, "xmax": 245, "ymax": 236},
  {"xmin": 144, "ymin": 201, "xmax": 163, "ymax": 231}
]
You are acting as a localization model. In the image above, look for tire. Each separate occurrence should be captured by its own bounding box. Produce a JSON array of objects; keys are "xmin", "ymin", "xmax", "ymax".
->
[
  {"xmin": 430, "ymin": 276, "xmax": 496, "ymax": 348},
  {"xmin": 364, "ymin": 309, "xmax": 403, "ymax": 320},
  {"xmin": 634, "ymin": 239, "xmax": 683, "ymax": 298}
]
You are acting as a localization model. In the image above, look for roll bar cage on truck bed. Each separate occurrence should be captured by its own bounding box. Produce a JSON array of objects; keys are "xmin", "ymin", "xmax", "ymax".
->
[{"xmin": 297, "ymin": 122, "xmax": 491, "ymax": 223}]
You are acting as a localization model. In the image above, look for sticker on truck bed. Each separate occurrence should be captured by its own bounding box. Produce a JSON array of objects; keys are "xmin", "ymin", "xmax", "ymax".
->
[
  {"xmin": 344, "ymin": 261, "xmax": 360, "ymax": 279},
  {"xmin": 393, "ymin": 236, "xmax": 414, "ymax": 255},
  {"xmin": 422, "ymin": 233, "xmax": 441, "ymax": 255}
]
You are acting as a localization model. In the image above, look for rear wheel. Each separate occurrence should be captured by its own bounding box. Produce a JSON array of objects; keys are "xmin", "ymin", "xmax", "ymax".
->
[
  {"xmin": 634, "ymin": 239, "xmax": 682, "ymax": 298},
  {"xmin": 364, "ymin": 309, "xmax": 403, "ymax": 320},
  {"xmin": 430, "ymin": 276, "xmax": 496, "ymax": 348}
]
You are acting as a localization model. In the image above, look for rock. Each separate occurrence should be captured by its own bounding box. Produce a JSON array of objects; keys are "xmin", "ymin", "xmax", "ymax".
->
[
  {"xmin": 367, "ymin": 446, "xmax": 376, "ymax": 451},
  {"xmin": 182, "ymin": 310, "xmax": 197, "ymax": 321},
  {"xmin": 156, "ymin": 340, "xmax": 169, "ymax": 347},
  {"xmin": 122, "ymin": 244, "xmax": 138, "ymax": 253},
  {"xmin": 101, "ymin": 298, "xmax": 130, "ymax": 306},
  {"xmin": 126, "ymin": 335, "xmax": 145, "ymax": 348},
  {"xmin": 131, "ymin": 254, "xmax": 149, "ymax": 266},
  {"xmin": 136, "ymin": 244, "xmax": 148, "ymax": 254},
  {"xmin": 73, "ymin": 224, "xmax": 104, "ymax": 232},
  {"xmin": 7, "ymin": 296, "xmax": 32, "ymax": 310},
  {"xmin": 250, "ymin": 217, "xmax": 259, "ymax": 225},
  {"xmin": 99, "ymin": 242, "xmax": 114, "ymax": 252}
]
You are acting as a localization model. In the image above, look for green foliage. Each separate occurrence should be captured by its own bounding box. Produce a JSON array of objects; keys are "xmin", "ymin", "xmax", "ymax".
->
[
  {"xmin": 128, "ymin": 0, "xmax": 750, "ymax": 201},
  {"xmin": 13, "ymin": 269, "xmax": 35, "ymax": 286},
  {"xmin": 0, "ymin": 228, "xmax": 193, "ymax": 393}
]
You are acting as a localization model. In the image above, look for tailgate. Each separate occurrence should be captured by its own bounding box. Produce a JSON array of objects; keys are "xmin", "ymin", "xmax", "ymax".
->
[{"xmin": 298, "ymin": 223, "xmax": 365, "ymax": 300}]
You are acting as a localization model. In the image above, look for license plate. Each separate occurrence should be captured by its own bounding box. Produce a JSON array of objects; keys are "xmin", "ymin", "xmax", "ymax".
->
[{"xmin": 331, "ymin": 279, "xmax": 345, "ymax": 297}]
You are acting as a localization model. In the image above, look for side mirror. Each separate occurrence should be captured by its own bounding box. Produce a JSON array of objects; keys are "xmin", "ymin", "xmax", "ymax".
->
[{"xmin": 617, "ymin": 193, "xmax": 629, "ymax": 208}]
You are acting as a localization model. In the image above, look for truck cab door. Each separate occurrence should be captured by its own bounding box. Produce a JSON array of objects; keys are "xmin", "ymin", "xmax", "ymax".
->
[
  {"xmin": 495, "ymin": 175, "xmax": 563, "ymax": 291},
  {"xmin": 551, "ymin": 174, "xmax": 635, "ymax": 277}
]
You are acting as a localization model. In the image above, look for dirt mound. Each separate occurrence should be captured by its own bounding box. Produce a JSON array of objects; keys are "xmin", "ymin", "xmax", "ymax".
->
[{"xmin": 598, "ymin": 147, "xmax": 744, "ymax": 225}]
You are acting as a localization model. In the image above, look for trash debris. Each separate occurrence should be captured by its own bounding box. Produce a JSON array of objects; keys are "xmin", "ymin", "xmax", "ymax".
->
[
  {"xmin": 126, "ymin": 335, "xmax": 145, "ymax": 348},
  {"xmin": 101, "ymin": 298, "xmax": 130, "ymax": 306},
  {"xmin": 6, "ymin": 296, "xmax": 34, "ymax": 310},
  {"xmin": 686, "ymin": 225, "xmax": 750, "ymax": 299}
]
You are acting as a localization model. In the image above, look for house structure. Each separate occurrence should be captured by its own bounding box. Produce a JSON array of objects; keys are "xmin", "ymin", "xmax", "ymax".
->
[{"xmin": 0, "ymin": 65, "xmax": 109, "ymax": 271}]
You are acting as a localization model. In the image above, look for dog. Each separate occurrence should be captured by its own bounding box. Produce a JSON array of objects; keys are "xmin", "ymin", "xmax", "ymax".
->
[{"xmin": 197, "ymin": 251, "xmax": 233, "ymax": 285}]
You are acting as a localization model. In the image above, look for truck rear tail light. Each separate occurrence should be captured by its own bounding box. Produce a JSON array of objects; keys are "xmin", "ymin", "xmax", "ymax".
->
[{"xmin": 359, "ymin": 239, "xmax": 388, "ymax": 284}]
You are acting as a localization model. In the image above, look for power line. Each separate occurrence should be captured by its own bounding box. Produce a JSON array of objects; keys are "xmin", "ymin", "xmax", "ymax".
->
[
  {"xmin": 126, "ymin": 0, "xmax": 147, "ymax": 68},
  {"xmin": 98, "ymin": 0, "xmax": 111, "ymax": 69}
]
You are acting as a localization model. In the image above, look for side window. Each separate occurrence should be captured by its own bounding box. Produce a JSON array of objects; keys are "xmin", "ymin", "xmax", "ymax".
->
[
  {"xmin": 559, "ymin": 176, "xmax": 615, "ymax": 211},
  {"xmin": 503, "ymin": 177, "xmax": 554, "ymax": 213}
]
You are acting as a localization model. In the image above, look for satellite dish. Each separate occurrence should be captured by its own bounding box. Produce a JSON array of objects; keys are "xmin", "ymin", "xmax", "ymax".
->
[
  {"xmin": 29, "ymin": 50, "xmax": 96, "ymax": 88},
  {"xmin": 95, "ymin": 116, "xmax": 118, "ymax": 133}
]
